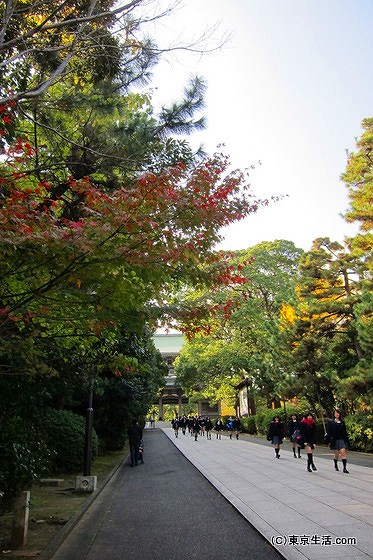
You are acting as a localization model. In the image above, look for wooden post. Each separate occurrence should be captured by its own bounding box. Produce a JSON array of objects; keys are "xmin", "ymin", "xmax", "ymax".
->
[{"xmin": 11, "ymin": 491, "xmax": 30, "ymax": 548}]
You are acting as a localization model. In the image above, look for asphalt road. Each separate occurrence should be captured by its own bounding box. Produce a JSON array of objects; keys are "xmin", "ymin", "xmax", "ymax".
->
[{"xmin": 50, "ymin": 429, "xmax": 283, "ymax": 560}]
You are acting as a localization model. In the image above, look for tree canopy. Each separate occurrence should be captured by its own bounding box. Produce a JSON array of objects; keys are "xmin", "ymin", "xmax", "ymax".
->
[
  {"xmin": 2, "ymin": 0, "xmax": 371, "ymax": 507},
  {"xmin": 174, "ymin": 240, "xmax": 304, "ymax": 409},
  {"xmin": 0, "ymin": 0, "xmax": 272, "ymax": 507},
  {"xmin": 174, "ymin": 119, "xmax": 373, "ymax": 416}
]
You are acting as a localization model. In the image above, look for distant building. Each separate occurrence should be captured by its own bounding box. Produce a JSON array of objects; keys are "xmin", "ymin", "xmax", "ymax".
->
[
  {"xmin": 153, "ymin": 333, "xmax": 187, "ymax": 418},
  {"xmin": 153, "ymin": 332, "xmax": 220, "ymax": 419},
  {"xmin": 235, "ymin": 377, "xmax": 256, "ymax": 417}
]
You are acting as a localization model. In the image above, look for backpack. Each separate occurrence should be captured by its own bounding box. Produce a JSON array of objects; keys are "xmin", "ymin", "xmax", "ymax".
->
[{"xmin": 291, "ymin": 428, "xmax": 302, "ymax": 444}]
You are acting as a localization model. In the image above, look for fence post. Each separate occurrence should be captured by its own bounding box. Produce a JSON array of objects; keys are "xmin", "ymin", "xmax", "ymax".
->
[{"xmin": 11, "ymin": 491, "xmax": 30, "ymax": 548}]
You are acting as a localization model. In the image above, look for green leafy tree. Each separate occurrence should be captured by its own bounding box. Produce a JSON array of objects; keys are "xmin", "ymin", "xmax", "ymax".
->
[
  {"xmin": 0, "ymin": 0, "xmax": 271, "ymax": 509},
  {"xmin": 174, "ymin": 240, "xmax": 303, "ymax": 412}
]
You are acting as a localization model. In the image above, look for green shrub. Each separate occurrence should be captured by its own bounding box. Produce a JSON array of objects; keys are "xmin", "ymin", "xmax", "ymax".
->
[
  {"xmin": 253, "ymin": 411, "xmax": 265, "ymax": 435},
  {"xmin": 345, "ymin": 412, "xmax": 373, "ymax": 453},
  {"xmin": 93, "ymin": 379, "xmax": 139, "ymax": 450},
  {"xmin": 254, "ymin": 407, "xmax": 286, "ymax": 435},
  {"xmin": 240, "ymin": 416, "xmax": 257, "ymax": 434},
  {"xmin": 39, "ymin": 408, "xmax": 98, "ymax": 473},
  {"xmin": 0, "ymin": 417, "xmax": 52, "ymax": 513}
]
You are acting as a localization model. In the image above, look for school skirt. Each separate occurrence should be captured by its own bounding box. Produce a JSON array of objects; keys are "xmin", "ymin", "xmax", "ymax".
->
[{"xmin": 331, "ymin": 439, "xmax": 348, "ymax": 450}]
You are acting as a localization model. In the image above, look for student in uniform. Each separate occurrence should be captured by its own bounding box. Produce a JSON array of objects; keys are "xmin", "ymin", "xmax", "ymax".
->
[
  {"xmin": 267, "ymin": 416, "xmax": 285, "ymax": 459},
  {"xmin": 325, "ymin": 409, "xmax": 350, "ymax": 473},
  {"xmin": 214, "ymin": 417, "xmax": 223, "ymax": 439},
  {"xmin": 205, "ymin": 416, "xmax": 213, "ymax": 440},
  {"xmin": 300, "ymin": 412, "xmax": 317, "ymax": 472},
  {"xmin": 288, "ymin": 413, "xmax": 302, "ymax": 458}
]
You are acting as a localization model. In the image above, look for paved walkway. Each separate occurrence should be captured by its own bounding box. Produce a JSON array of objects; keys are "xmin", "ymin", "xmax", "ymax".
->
[
  {"xmin": 44, "ymin": 429, "xmax": 282, "ymax": 560},
  {"xmin": 42, "ymin": 425, "xmax": 373, "ymax": 560},
  {"xmin": 160, "ymin": 423, "xmax": 373, "ymax": 560}
]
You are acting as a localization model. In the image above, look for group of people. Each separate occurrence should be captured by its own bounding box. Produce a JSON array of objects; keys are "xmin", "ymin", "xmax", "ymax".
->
[
  {"xmin": 171, "ymin": 415, "xmax": 216, "ymax": 440},
  {"xmin": 267, "ymin": 409, "xmax": 350, "ymax": 473},
  {"xmin": 171, "ymin": 415, "xmax": 242, "ymax": 441},
  {"xmin": 130, "ymin": 409, "xmax": 350, "ymax": 472},
  {"xmin": 225, "ymin": 416, "xmax": 242, "ymax": 439}
]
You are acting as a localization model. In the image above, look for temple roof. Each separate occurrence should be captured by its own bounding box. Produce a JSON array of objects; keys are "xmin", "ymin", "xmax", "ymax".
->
[{"xmin": 153, "ymin": 333, "xmax": 185, "ymax": 355}]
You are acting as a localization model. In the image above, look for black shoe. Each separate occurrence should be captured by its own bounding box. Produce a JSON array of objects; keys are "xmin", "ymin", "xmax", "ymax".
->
[
  {"xmin": 307, "ymin": 467, "xmax": 312, "ymax": 472},
  {"xmin": 335, "ymin": 465, "xmax": 339, "ymax": 471},
  {"xmin": 298, "ymin": 455, "xmax": 301, "ymax": 458},
  {"xmin": 311, "ymin": 464, "xmax": 317, "ymax": 471},
  {"xmin": 343, "ymin": 468, "xmax": 349, "ymax": 473}
]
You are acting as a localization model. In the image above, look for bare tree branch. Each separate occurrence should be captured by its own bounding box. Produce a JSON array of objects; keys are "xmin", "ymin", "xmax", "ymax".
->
[
  {"xmin": 0, "ymin": 0, "xmax": 228, "ymax": 105},
  {"xmin": 0, "ymin": 0, "xmax": 143, "ymax": 52},
  {"xmin": 0, "ymin": 0, "xmax": 145, "ymax": 103}
]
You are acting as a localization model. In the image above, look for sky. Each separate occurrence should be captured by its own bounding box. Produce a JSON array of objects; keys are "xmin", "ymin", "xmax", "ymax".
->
[{"xmin": 146, "ymin": 0, "xmax": 372, "ymax": 252}]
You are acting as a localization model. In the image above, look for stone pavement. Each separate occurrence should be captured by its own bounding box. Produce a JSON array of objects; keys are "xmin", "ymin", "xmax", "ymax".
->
[{"xmin": 160, "ymin": 423, "xmax": 373, "ymax": 560}]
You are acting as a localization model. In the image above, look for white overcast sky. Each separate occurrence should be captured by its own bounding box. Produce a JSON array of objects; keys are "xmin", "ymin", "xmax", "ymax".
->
[{"xmin": 146, "ymin": 0, "xmax": 373, "ymax": 251}]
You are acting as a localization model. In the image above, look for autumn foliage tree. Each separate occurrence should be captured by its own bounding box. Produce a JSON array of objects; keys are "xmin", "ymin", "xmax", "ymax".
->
[
  {"xmin": 0, "ymin": 0, "xmax": 270, "ymax": 506},
  {"xmin": 0, "ymin": 0, "xmax": 270, "ymax": 374}
]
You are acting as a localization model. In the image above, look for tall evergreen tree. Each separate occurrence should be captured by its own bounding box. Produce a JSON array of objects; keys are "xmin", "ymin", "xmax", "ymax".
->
[
  {"xmin": 282, "ymin": 237, "xmax": 368, "ymax": 413},
  {"xmin": 340, "ymin": 118, "xmax": 373, "ymax": 406}
]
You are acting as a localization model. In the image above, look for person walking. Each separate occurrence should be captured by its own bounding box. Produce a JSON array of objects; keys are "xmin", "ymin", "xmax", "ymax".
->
[
  {"xmin": 180, "ymin": 415, "xmax": 187, "ymax": 435},
  {"xmin": 227, "ymin": 416, "xmax": 234, "ymax": 439},
  {"xmin": 205, "ymin": 416, "xmax": 213, "ymax": 440},
  {"xmin": 171, "ymin": 416, "xmax": 179, "ymax": 438},
  {"xmin": 193, "ymin": 416, "xmax": 201, "ymax": 441},
  {"xmin": 325, "ymin": 409, "xmax": 350, "ymax": 473},
  {"xmin": 300, "ymin": 412, "xmax": 317, "ymax": 472},
  {"xmin": 267, "ymin": 416, "xmax": 285, "ymax": 459},
  {"xmin": 199, "ymin": 416, "xmax": 206, "ymax": 437},
  {"xmin": 287, "ymin": 413, "xmax": 302, "ymax": 458},
  {"xmin": 214, "ymin": 417, "xmax": 223, "ymax": 439},
  {"xmin": 233, "ymin": 416, "xmax": 242, "ymax": 440},
  {"xmin": 188, "ymin": 416, "xmax": 194, "ymax": 436},
  {"xmin": 128, "ymin": 419, "xmax": 142, "ymax": 467}
]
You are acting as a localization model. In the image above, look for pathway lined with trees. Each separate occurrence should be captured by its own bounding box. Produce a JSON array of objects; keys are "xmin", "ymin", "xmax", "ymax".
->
[{"xmin": 0, "ymin": 0, "xmax": 371, "ymax": 520}]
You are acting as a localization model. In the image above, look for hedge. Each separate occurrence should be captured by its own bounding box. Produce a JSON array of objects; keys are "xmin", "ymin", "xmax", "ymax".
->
[{"xmin": 39, "ymin": 408, "xmax": 98, "ymax": 473}]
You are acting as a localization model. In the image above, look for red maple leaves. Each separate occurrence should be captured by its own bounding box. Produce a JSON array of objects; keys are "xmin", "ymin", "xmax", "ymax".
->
[{"xmin": 1, "ymin": 107, "xmax": 265, "ymax": 338}]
